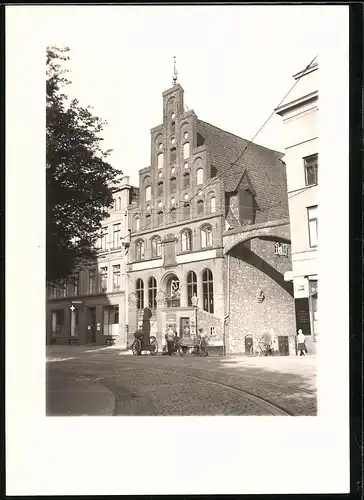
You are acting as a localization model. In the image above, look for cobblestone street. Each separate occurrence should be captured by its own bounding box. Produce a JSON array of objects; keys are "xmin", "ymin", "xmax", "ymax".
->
[{"xmin": 46, "ymin": 347, "xmax": 317, "ymax": 416}]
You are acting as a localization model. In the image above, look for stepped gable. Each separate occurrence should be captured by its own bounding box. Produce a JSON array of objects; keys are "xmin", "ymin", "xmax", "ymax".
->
[{"xmin": 196, "ymin": 120, "xmax": 288, "ymax": 215}]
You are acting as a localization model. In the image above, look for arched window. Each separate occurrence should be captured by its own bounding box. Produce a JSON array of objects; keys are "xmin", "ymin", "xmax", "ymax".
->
[
  {"xmin": 210, "ymin": 196, "xmax": 216, "ymax": 213},
  {"xmin": 170, "ymin": 177, "xmax": 177, "ymax": 193},
  {"xmin": 148, "ymin": 277, "xmax": 157, "ymax": 310},
  {"xmin": 135, "ymin": 240, "xmax": 145, "ymax": 261},
  {"xmin": 183, "ymin": 173, "xmax": 190, "ymax": 188},
  {"xmin": 170, "ymin": 208, "xmax": 177, "ymax": 223},
  {"xmin": 202, "ymin": 269, "xmax": 214, "ymax": 313},
  {"xmin": 182, "ymin": 203, "xmax": 190, "ymax": 220},
  {"xmin": 157, "ymin": 211, "xmax": 164, "ymax": 226},
  {"xmin": 170, "ymin": 148, "xmax": 176, "ymax": 164},
  {"xmin": 187, "ymin": 271, "xmax": 197, "ymax": 306},
  {"xmin": 145, "ymin": 214, "xmax": 151, "ymax": 229},
  {"xmin": 136, "ymin": 278, "xmax": 144, "ymax": 310},
  {"xmin": 117, "ymin": 197, "xmax": 121, "ymax": 210},
  {"xmin": 196, "ymin": 168, "xmax": 203, "ymax": 185},
  {"xmin": 157, "ymin": 182, "xmax": 164, "ymax": 196},
  {"xmin": 197, "ymin": 199, "xmax": 204, "ymax": 215},
  {"xmin": 135, "ymin": 217, "xmax": 140, "ymax": 232},
  {"xmin": 183, "ymin": 142, "xmax": 190, "ymax": 159},
  {"xmin": 201, "ymin": 225, "xmax": 213, "ymax": 248},
  {"xmin": 181, "ymin": 229, "xmax": 192, "ymax": 252},
  {"xmin": 157, "ymin": 153, "xmax": 164, "ymax": 169},
  {"xmin": 145, "ymin": 185, "xmax": 151, "ymax": 202},
  {"xmin": 151, "ymin": 236, "xmax": 162, "ymax": 258}
]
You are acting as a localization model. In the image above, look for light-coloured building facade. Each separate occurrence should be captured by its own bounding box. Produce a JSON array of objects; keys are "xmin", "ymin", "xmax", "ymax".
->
[
  {"xmin": 47, "ymin": 176, "xmax": 138, "ymax": 346},
  {"xmin": 276, "ymin": 62, "xmax": 319, "ymax": 354}
]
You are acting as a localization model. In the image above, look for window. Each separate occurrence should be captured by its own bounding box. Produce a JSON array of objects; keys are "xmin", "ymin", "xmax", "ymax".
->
[
  {"xmin": 113, "ymin": 223, "xmax": 121, "ymax": 249},
  {"xmin": 170, "ymin": 148, "xmax": 176, "ymax": 164},
  {"xmin": 187, "ymin": 271, "xmax": 197, "ymax": 306},
  {"xmin": 170, "ymin": 177, "xmax": 177, "ymax": 193},
  {"xmin": 103, "ymin": 306, "xmax": 119, "ymax": 336},
  {"xmin": 56, "ymin": 281, "xmax": 67, "ymax": 298},
  {"xmin": 304, "ymin": 154, "xmax": 318, "ymax": 186},
  {"xmin": 157, "ymin": 182, "xmax": 164, "ymax": 196},
  {"xmin": 113, "ymin": 199, "xmax": 116, "ymax": 210},
  {"xmin": 197, "ymin": 199, "xmax": 204, "ymax": 215},
  {"xmin": 135, "ymin": 217, "xmax": 140, "ymax": 232},
  {"xmin": 145, "ymin": 214, "xmax": 151, "ymax": 229},
  {"xmin": 99, "ymin": 226, "xmax": 108, "ymax": 251},
  {"xmin": 71, "ymin": 273, "xmax": 79, "ymax": 296},
  {"xmin": 51, "ymin": 310, "xmax": 64, "ymax": 337},
  {"xmin": 181, "ymin": 229, "xmax": 192, "ymax": 252},
  {"xmin": 135, "ymin": 240, "xmax": 145, "ymax": 261},
  {"xmin": 148, "ymin": 277, "xmax": 157, "ymax": 310},
  {"xmin": 201, "ymin": 225, "xmax": 213, "ymax": 248},
  {"xmin": 183, "ymin": 173, "xmax": 190, "ymax": 188},
  {"xmin": 307, "ymin": 206, "xmax": 318, "ymax": 248},
  {"xmin": 196, "ymin": 168, "xmax": 203, "ymax": 185},
  {"xmin": 210, "ymin": 196, "xmax": 216, "ymax": 213},
  {"xmin": 112, "ymin": 265, "xmax": 121, "ymax": 291},
  {"xmin": 136, "ymin": 278, "xmax": 144, "ymax": 310},
  {"xmin": 202, "ymin": 269, "xmax": 214, "ymax": 313},
  {"xmin": 151, "ymin": 236, "xmax": 162, "ymax": 258},
  {"xmin": 157, "ymin": 211, "xmax": 164, "ymax": 226},
  {"xmin": 100, "ymin": 267, "xmax": 108, "ymax": 293},
  {"xmin": 182, "ymin": 203, "xmax": 190, "ymax": 220},
  {"xmin": 170, "ymin": 208, "xmax": 177, "ymax": 223},
  {"xmin": 88, "ymin": 268, "xmax": 96, "ymax": 294},
  {"xmin": 117, "ymin": 197, "xmax": 121, "ymax": 210},
  {"xmin": 157, "ymin": 153, "xmax": 164, "ymax": 169},
  {"xmin": 145, "ymin": 185, "xmax": 151, "ymax": 202},
  {"xmin": 183, "ymin": 142, "xmax": 190, "ymax": 159}
]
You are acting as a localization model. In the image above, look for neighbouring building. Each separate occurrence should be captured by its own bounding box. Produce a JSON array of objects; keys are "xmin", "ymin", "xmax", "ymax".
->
[
  {"xmin": 276, "ymin": 61, "xmax": 319, "ymax": 355},
  {"xmin": 46, "ymin": 176, "xmax": 138, "ymax": 347},
  {"xmin": 126, "ymin": 72, "xmax": 296, "ymax": 355}
]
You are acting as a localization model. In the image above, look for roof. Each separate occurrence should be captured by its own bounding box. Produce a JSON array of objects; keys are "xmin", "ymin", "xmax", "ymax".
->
[{"xmin": 196, "ymin": 120, "xmax": 288, "ymax": 218}]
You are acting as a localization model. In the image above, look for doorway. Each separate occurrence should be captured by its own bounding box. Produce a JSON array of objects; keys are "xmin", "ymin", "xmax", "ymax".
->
[
  {"xmin": 244, "ymin": 336, "xmax": 253, "ymax": 355},
  {"xmin": 180, "ymin": 317, "xmax": 190, "ymax": 338},
  {"xmin": 278, "ymin": 336, "xmax": 289, "ymax": 356},
  {"xmin": 86, "ymin": 307, "xmax": 97, "ymax": 344}
]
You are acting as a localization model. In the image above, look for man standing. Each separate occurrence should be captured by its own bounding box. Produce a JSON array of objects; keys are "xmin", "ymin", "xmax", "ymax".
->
[{"xmin": 166, "ymin": 325, "xmax": 175, "ymax": 356}]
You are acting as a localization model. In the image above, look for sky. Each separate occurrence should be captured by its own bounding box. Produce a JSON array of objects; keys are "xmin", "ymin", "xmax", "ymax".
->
[{"xmin": 38, "ymin": 5, "xmax": 329, "ymax": 187}]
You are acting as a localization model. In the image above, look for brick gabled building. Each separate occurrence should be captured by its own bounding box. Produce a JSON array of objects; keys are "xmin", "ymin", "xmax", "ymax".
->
[{"xmin": 126, "ymin": 79, "xmax": 296, "ymax": 355}]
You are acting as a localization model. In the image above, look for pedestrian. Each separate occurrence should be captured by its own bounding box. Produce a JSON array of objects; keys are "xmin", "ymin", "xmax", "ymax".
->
[
  {"xmin": 297, "ymin": 329, "xmax": 307, "ymax": 356},
  {"xmin": 166, "ymin": 325, "xmax": 175, "ymax": 356}
]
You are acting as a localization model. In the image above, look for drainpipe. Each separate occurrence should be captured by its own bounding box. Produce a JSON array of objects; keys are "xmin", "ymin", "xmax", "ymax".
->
[{"xmin": 223, "ymin": 254, "xmax": 230, "ymax": 356}]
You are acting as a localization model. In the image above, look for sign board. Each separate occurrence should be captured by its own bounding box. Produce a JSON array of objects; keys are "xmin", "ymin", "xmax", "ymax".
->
[
  {"xmin": 293, "ymin": 277, "xmax": 309, "ymax": 298},
  {"xmin": 71, "ymin": 301, "xmax": 83, "ymax": 304},
  {"xmin": 295, "ymin": 298, "xmax": 311, "ymax": 335}
]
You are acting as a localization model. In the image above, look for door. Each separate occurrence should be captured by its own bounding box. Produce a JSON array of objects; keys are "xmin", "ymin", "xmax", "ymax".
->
[
  {"xmin": 245, "ymin": 336, "xmax": 253, "ymax": 354},
  {"xmin": 86, "ymin": 307, "xmax": 97, "ymax": 344},
  {"xmin": 180, "ymin": 317, "xmax": 190, "ymax": 338},
  {"xmin": 278, "ymin": 336, "xmax": 289, "ymax": 356}
]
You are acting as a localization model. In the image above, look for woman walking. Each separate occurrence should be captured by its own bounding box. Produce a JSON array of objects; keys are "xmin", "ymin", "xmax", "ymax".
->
[{"xmin": 297, "ymin": 329, "xmax": 307, "ymax": 356}]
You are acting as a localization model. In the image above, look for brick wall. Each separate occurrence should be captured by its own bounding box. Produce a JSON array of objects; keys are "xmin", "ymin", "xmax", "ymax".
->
[{"xmin": 226, "ymin": 236, "xmax": 295, "ymax": 354}]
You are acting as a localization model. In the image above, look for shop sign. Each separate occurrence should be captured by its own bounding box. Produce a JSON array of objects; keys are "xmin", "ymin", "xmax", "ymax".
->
[{"xmin": 293, "ymin": 278, "xmax": 309, "ymax": 298}]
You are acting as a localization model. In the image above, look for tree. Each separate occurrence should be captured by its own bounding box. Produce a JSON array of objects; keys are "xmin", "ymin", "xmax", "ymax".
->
[{"xmin": 46, "ymin": 47, "xmax": 121, "ymax": 285}]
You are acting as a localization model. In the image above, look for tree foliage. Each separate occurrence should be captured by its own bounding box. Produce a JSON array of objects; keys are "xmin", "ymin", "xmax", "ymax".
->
[{"xmin": 46, "ymin": 47, "xmax": 121, "ymax": 284}]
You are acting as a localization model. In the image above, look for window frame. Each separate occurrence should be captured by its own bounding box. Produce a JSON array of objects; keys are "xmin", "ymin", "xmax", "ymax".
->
[
  {"xmin": 100, "ymin": 266, "xmax": 108, "ymax": 293},
  {"xmin": 181, "ymin": 229, "xmax": 192, "ymax": 253},
  {"xmin": 200, "ymin": 225, "xmax": 213, "ymax": 248},
  {"xmin": 187, "ymin": 271, "xmax": 198, "ymax": 306},
  {"xmin": 151, "ymin": 236, "xmax": 162, "ymax": 258},
  {"xmin": 136, "ymin": 278, "xmax": 144, "ymax": 310},
  {"xmin": 307, "ymin": 205, "xmax": 318, "ymax": 248},
  {"xmin": 112, "ymin": 223, "xmax": 121, "ymax": 249},
  {"xmin": 112, "ymin": 264, "xmax": 121, "ymax": 291},
  {"xmin": 196, "ymin": 167, "xmax": 204, "ymax": 185},
  {"xmin": 135, "ymin": 239, "xmax": 145, "ymax": 261},
  {"xmin": 148, "ymin": 277, "xmax": 157, "ymax": 310},
  {"xmin": 202, "ymin": 268, "xmax": 214, "ymax": 313},
  {"xmin": 304, "ymin": 154, "xmax": 318, "ymax": 186}
]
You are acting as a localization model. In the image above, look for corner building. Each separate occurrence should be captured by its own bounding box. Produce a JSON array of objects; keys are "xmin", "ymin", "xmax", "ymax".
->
[{"xmin": 127, "ymin": 81, "xmax": 296, "ymax": 355}]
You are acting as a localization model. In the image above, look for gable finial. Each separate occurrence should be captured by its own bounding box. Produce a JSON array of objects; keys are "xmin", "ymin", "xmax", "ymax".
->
[{"xmin": 172, "ymin": 56, "xmax": 178, "ymax": 86}]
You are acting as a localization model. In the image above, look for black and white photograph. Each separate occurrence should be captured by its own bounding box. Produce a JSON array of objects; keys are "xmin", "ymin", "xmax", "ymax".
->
[{"xmin": 6, "ymin": 4, "xmax": 351, "ymax": 496}]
